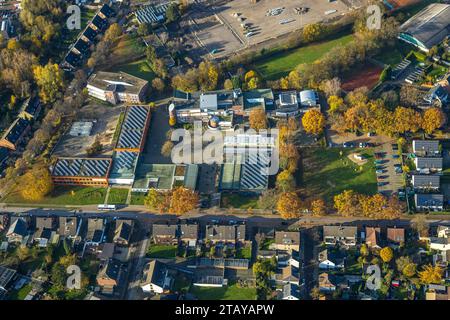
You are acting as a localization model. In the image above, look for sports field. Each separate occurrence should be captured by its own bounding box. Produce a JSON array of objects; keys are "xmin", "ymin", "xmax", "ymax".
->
[{"xmin": 254, "ymin": 34, "xmax": 353, "ymax": 80}]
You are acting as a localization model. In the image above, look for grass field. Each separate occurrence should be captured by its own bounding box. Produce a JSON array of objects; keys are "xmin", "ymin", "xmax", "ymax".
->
[
  {"xmin": 236, "ymin": 245, "xmax": 252, "ymax": 259},
  {"xmin": 4, "ymin": 186, "xmax": 107, "ymax": 206},
  {"xmin": 107, "ymin": 188, "xmax": 129, "ymax": 205},
  {"xmin": 302, "ymin": 148, "xmax": 377, "ymax": 202},
  {"xmin": 190, "ymin": 283, "xmax": 256, "ymax": 300},
  {"xmin": 130, "ymin": 192, "xmax": 146, "ymax": 205},
  {"xmin": 110, "ymin": 58, "xmax": 155, "ymax": 83},
  {"xmin": 147, "ymin": 244, "xmax": 177, "ymax": 259},
  {"xmin": 254, "ymin": 33, "xmax": 353, "ymax": 80},
  {"xmin": 221, "ymin": 193, "xmax": 259, "ymax": 209}
]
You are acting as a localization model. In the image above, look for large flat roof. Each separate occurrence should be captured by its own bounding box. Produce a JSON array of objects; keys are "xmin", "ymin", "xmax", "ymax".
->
[
  {"xmin": 52, "ymin": 157, "xmax": 112, "ymax": 178},
  {"xmin": 116, "ymin": 106, "xmax": 151, "ymax": 151},
  {"xmin": 399, "ymin": 3, "xmax": 450, "ymax": 49},
  {"xmin": 88, "ymin": 71, "xmax": 148, "ymax": 95}
]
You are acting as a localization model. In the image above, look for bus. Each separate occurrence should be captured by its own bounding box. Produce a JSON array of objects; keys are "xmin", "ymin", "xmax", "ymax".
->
[{"xmin": 97, "ymin": 204, "xmax": 117, "ymax": 211}]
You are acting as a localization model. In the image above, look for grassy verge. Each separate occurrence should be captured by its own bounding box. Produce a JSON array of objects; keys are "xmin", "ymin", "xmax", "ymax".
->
[
  {"xmin": 190, "ymin": 282, "xmax": 256, "ymax": 300},
  {"xmin": 8, "ymin": 284, "xmax": 32, "ymax": 300},
  {"xmin": 221, "ymin": 193, "xmax": 259, "ymax": 209},
  {"xmin": 130, "ymin": 192, "xmax": 146, "ymax": 205},
  {"xmin": 109, "ymin": 58, "xmax": 155, "ymax": 83},
  {"xmin": 254, "ymin": 33, "xmax": 353, "ymax": 80},
  {"xmin": 4, "ymin": 186, "xmax": 107, "ymax": 206},
  {"xmin": 107, "ymin": 188, "xmax": 129, "ymax": 205}
]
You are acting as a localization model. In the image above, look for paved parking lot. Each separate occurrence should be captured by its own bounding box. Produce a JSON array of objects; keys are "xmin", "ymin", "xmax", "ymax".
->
[{"xmin": 374, "ymin": 142, "xmax": 404, "ymax": 196}]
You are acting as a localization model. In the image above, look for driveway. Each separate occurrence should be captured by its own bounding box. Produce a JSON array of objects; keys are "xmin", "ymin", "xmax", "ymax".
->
[{"xmin": 374, "ymin": 141, "xmax": 404, "ymax": 195}]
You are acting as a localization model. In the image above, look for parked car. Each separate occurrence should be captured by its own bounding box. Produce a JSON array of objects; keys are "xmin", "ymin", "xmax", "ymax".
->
[
  {"xmin": 376, "ymin": 170, "xmax": 384, "ymax": 174},
  {"xmin": 359, "ymin": 142, "xmax": 368, "ymax": 148},
  {"xmin": 343, "ymin": 142, "xmax": 355, "ymax": 148},
  {"xmin": 392, "ymin": 144, "xmax": 398, "ymax": 150},
  {"xmin": 392, "ymin": 154, "xmax": 400, "ymax": 159}
]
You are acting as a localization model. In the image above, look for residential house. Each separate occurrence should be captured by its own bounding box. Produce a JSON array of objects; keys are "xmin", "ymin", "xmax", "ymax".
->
[
  {"xmin": 430, "ymin": 237, "xmax": 450, "ymax": 252},
  {"xmin": 415, "ymin": 194, "xmax": 444, "ymax": 211},
  {"xmin": 426, "ymin": 285, "xmax": 450, "ymax": 300},
  {"xmin": 299, "ymin": 90, "xmax": 319, "ymax": 109},
  {"xmin": 6, "ymin": 217, "xmax": 28, "ymax": 243},
  {"xmin": 205, "ymin": 224, "xmax": 246, "ymax": 244},
  {"xmin": 281, "ymin": 283, "xmax": 300, "ymax": 300},
  {"xmin": 289, "ymin": 250, "xmax": 301, "ymax": 269},
  {"xmin": 141, "ymin": 260, "xmax": 171, "ymax": 294},
  {"xmin": 387, "ymin": 227, "xmax": 405, "ymax": 246},
  {"xmin": 57, "ymin": 217, "xmax": 81, "ymax": 242},
  {"xmin": 85, "ymin": 218, "xmax": 106, "ymax": 245},
  {"xmin": 276, "ymin": 265, "xmax": 300, "ymax": 285},
  {"xmin": 0, "ymin": 265, "xmax": 16, "ymax": 291},
  {"xmin": 18, "ymin": 96, "xmax": 41, "ymax": 121},
  {"xmin": 0, "ymin": 117, "xmax": 31, "ymax": 151},
  {"xmin": 437, "ymin": 225, "xmax": 450, "ymax": 238},
  {"xmin": 423, "ymin": 85, "xmax": 449, "ymax": 106},
  {"xmin": 96, "ymin": 259, "xmax": 121, "ymax": 295},
  {"xmin": 318, "ymin": 273, "xmax": 336, "ymax": 292},
  {"xmin": 275, "ymin": 91, "xmax": 300, "ymax": 117},
  {"xmin": 152, "ymin": 224, "xmax": 178, "ymax": 245},
  {"xmin": 323, "ymin": 226, "xmax": 357, "ymax": 246},
  {"xmin": 97, "ymin": 243, "xmax": 115, "ymax": 262},
  {"xmin": 318, "ymin": 249, "xmax": 345, "ymax": 270},
  {"xmin": 33, "ymin": 217, "xmax": 55, "ymax": 247},
  {"xmin": 412, "ymin": 140, "xmax": 440, "ymax": 157},
  {"xmin": 365, "ymin": 227, "xmax": 381, "ymax": 249},
  {"xmin": 411, "ymin": 174, "xmax": 440, "ymax": 191},
  {"xmin": 113, "ymin": 219, "xmax": 134, "ymax": 246},
  {"xmin": 274, "ymin": 231, "xmax": 300, "ymax": 252},
  {"xmin": 179, "ymin": 223, "xmax": 199, "ymax": 247},
  {"xmin": 0, "ymin": 213, "xmax": 9, "ymax": 232},
  {"xmin": 414, "ymin": 157, "xmax": 443, "ymax": 172}
]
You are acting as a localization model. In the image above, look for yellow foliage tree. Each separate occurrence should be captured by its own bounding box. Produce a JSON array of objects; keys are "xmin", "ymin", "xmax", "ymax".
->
[
  {"xmin": 419, "ymin": 264, "xmax": 444, "ymax": 284},
  {"xmin": 33, "ymin": 63, "xmax": 64, "ymax": 104},
  {"xmin": 276, "ymin": 192, "xmax": 303, "ymax": 219},
  {"xmin": 249, "ymin": 107, "xmax": 267, "ymax": 130},
  {"xmin": 311, "ymin": 199, "xmax": 326, "ymax": 216},
  {"xmin": 169, "ymin": 187, "xmax": 199, "ymax": 215},
  {"xmin": 422, "ymin": 108, "xmax": 446, "ymax": 134},
  {"xmin": 21, "ymin": 166, "xmax": 54, "ymax": 201},
  {"xmin": 302, "ymin": 109, "xmax": 326, "ymax": 135},
  {"xmin": 380, "ymin": 247, "xmax": 394, "ymax": 263}
]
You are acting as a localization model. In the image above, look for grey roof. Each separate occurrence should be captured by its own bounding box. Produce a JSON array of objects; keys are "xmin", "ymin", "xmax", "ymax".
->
[
  {"xmin": 179, "ymin": 224, "xmax": 198, "ymax": 240},
  {"xmin": 299, "ymin": 90, "xmax": 318, "ymax": 107},
  {"xmin": 275, "ymin": 231, "xmax": 300, "ymax": 246},
  {"xmin": 34, "ymin": 217, "xmax": 54, "ymax": 240},
  {"xmin": 199, "ymin": 94, "xmax": 218, "ymax": 110},
  {"xmin": 86, "ymin": 218, "xmax": 105, "ymax": 243},
  {"xmin": 152, "ymin": 224, "xmax": 177, "ymax": 238},
  {"xmin": 399, "ymin": 4, "xmax": 450, "ymax": 50},
  {"xmin": 135, "ymin": 2, "xmax": 172, "ymax": 24},
  {"xmin": 52, "ymin": 157, "xmax": 112, "ymax": 177},
  {"xmin": 1, "ymin": 117, "xmax": 30, "ymax": 147},
  {"xmin": 6, "ymin": 218, "xmax": 27, "ymax": 238},
  {"xmin": 412, "ymin": 174, "xmax": 440, "ymax": 188},
  {"xmin": 279, "ymin": 91, "xmax": 298, "ymax": 106},
  {"xmin": 323, "ymin": 226, "xmax": 357, "ymax": 239},
  {"xmin": 205, "ymin": 225, "xmax": 237, "ymax": 242},
  {"xmin": 413, "ymin": 140, "xmax": 440, "ymax": 155},
  {"xmin": 113, "ymin": 220, "xmax": 133, "ymax": 243},
  {"xmin": 116, "ymin": 106, "xmax": 150, "ymax": 150},
  {"xmin": 415, "ymin": 194, "xmax": 444, "ymax": 207},
  {"xmin": 98, "ymin": 258, "xmax": 121, "ymax": 282},
  {"xmin": 415, "ymin": 157, "xmax": 443, "ymax": 169},
  {"xmin": 58, "ymin": 217, "xmax": 79, "ymax": 237},
  {"xmin": 0, "ymin": 266, "xmax": 16, "ymax": 290},
  {"xmin": 283, "ymin": 283, "xmax": 300, "ymax": 299},
  {"xmin": 142, "ymin": 260, "xmax": 168, "ymax": 288}
]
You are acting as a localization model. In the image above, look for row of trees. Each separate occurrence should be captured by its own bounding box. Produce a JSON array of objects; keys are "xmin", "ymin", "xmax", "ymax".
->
[
  {"xmin": 334, "ymin": 190, "xmax": 404, "ymax": 219},
  {"xmin": 144, "ymin": 187, "xmax": 199, "ymax": 215},
  {"xmin": 171, "ymin": 60, "xmax": 220, "ymax": 92}
]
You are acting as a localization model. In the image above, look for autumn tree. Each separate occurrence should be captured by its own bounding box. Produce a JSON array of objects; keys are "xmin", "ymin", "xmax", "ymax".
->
[
  {"xmin": 333, "ymin": 190, "xmax": 361, "ymax": 217},
  {"xmin": 277, "ymin": 192, "xmax": 303, "ymax": 219},
  {"xmin": 33, "ymin": 63, "xmax": 64, "ymax": 104},
  {"xmin": 104, "ymin": 23, "xmax": 122, "ymax": 42},
  {"xmin": 380, "ymin": 247, "xmax": 394, "ymax": 263},
  {"xmin": 169, "ymin": 187, "xmax": 199, "ymax": 215},
  {"xmin": 144, "ymin": 189, "xmax": 169, "ymax": 213},
  {"xmin": 419, "ymin": 264, "xmax": 443, "ymax": 284},
  {"xmin": 402, "ymin": 263, "xmax": 417, "ymax": 278},
  {"xmin": 328, "ymin": 95, "xmax": 346, "ymax": 114},
  {"xmin": 276, "ymin": 169, "xmax": 296, "ymax": 192},
  {"xmin": 224, "ymin": 79, "xmax": 234, "ymax": 90},
  {"xmin": 249, "ymin": 107, "xmax": 267, "ymax": 130},
  {"xmin": 152, "ymin": 78, "xmax": 165, "ymax": 93},
  {"xmin": 20, "ymin": 166, "xmax": 54, "ymax": 201},
  {"xmin": 302, "ymin": 110, "xmax": 326, "ymax": 135},
  {"xmin": 422, "ymin": 107, "xmax": 446, "ymax": 134},
  {"xmin": 161, "ymin": 141, "xmax": 174, "ymax": 157},
  {"xmin": 302, "ymin": 23, "xmax": 325, "ymax": 43},
  {"xmin": 311, "ymin": 199, "xmax": 327, "ymax": 216},
  {"xmin": 394, "ymin": 106, "xmax": 422, "ymax": 134}
]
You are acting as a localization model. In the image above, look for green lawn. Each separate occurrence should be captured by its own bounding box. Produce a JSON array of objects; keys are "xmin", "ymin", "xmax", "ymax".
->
[
  {"xmin": 130, "ymin": 192, "xmax": 146, "ymax": 205},
  {"xmin": 260, "ymin": 238, "xmax": 275, "ymax": 250},
  {"xmin": 302, "ymin": 148, "xmax": 377, "ymax": 202},
  {"xmin": 255, "ymin": 33, "xmax": 353, "ymax": 80},
  {"xmin": 110, "ymin": 58, "xmax": 155, "ymax": 82},
  {"xmin": 3, "ymin": 186, "xmax": 107, "ymax": 206},
  {"xmin": 190, "ymin": 282, "xmax": 256, "ymax": 300},
  {"xmin": 147, "ymin": 244, "xmax": 177, "ymax": 259},
  {"xmin": 221, "ymin": 193, "xmax": 259, "ymax": 209},
  {"xmin": 107, "ymin": 188, "xmax": 129, "ymax": 205},
  {"xmin": 8, "ymin": 284, "xmax": 32, "ymax": 300},
  {"xmin": 236, "ymin": 245, "xmax": 252, "ymax": 259}
]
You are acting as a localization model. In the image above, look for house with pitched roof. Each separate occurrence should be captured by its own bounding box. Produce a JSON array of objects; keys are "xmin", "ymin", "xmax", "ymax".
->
[
  {"xmin": 113, "ymin": 219, "xmax": 134, "ymax": 246},
  {"xmin": 152, "ymin": 224, "xmax": 178, "ymax": 245},
  {"xmin": 323, "ymin": 226, "xmax": 357, "ymax": 246},
  {"xmin": 141, "ymin": 260, "xmax": 171, "ymax": 294},
  {"xmin": 274, "ymin": 231, "xmax": 300, "ymax": 252}
]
